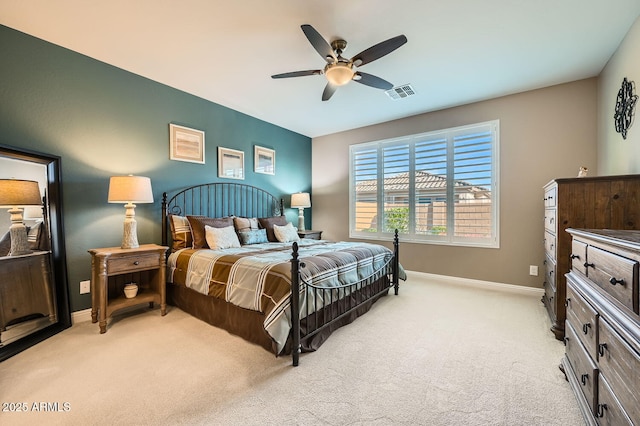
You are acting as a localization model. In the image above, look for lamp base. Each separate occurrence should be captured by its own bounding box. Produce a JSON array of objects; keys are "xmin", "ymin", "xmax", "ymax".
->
[
  {"xmin": 9, "ymin": 224, "xmax": 32, "ymax": 256},
  {"xmin": 121, "ymin": 220, "xmax": 140, "ymax": 249},
  {"xmin": 297, "ymin": 208, "xmax": 306, "ymax": 232},
  {"xmin": 8, "ymin": 207, "xmax": 32, "ymax": 256}
]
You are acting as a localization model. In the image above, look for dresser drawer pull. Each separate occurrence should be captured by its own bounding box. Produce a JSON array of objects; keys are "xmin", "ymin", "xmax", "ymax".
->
[
  {"xmin": 608, "ymin": 277, "xmax": 625, "ymax": 286},
  {"xmin": 133, "ymin": 261, "xmax": 140, "ymax": 265},
  {"xmin": 563, "ymin": 336, "xmax": 569, "ymax": 346},
  {"xmin": 596, "ymin": 404, "xmax": 607, "ymax": 418},
  {"xmin": 570, "ymin": 254, "xmax": 580, "ymax": 260},
  {"xmin": 582, "ymin": 323, "xmax": 591, "ymax": 334},
  {"xmin": 565, "ymin": 298, "xmax": 570, "ymax": 307},
  {"xmin": 598, "ymin": 343, "xmax": 608, "ymax": 357},
  {"xmin": 580, "ymin": 374, "xmax": 589, "ymax": 386},
  {"xmin": 584, "ymin": 262, "xmax": 595, "ymax": 269}
]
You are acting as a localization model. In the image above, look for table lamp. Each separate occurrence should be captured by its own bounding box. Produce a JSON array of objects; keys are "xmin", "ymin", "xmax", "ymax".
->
[
  {"xmin": 108, "ymin": 175, "xmax": 153, "ymax": 249},
  {"xmin": 0, "ymin": 179, "xmax": 43, "ymax": 256},
  {"xmin": 290, "ymin": 192, "xmax": 311, "ymax": 231}
]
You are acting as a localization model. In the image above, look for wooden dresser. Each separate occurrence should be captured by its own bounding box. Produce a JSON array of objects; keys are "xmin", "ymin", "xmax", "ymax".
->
[
  {"xmin": 563, "ymin": 229, "xmax": 640, "ymax": 425},
  {"xmin": 543, "ymin": 175, "xmax": 640, "ymax": 340}
]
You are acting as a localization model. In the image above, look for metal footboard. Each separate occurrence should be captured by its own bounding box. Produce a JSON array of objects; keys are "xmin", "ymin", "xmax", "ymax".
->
[{"xmin": 290, "ymin": 230, "xmax": 400, "ymax": 366}]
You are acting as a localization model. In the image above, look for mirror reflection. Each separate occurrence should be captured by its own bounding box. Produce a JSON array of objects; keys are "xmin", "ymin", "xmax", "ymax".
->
[{"xmin": 0, "ymin": 149, "xmax": 67, "ymax": 354}]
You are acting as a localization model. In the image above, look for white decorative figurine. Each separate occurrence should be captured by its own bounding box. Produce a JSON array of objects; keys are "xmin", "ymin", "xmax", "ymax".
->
[{"xmin": 578, "ymin": 166, "xmax": 588, "ymax": 178}]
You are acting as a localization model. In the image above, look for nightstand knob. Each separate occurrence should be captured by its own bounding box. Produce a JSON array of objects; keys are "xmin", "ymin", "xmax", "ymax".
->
[{"xmin": 133, "ymin": 261, "xmax": 139, "ymax": 265}]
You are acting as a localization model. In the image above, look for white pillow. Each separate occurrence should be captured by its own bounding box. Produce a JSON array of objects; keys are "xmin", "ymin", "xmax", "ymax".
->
[
  {"xmin": 273, "ymin": 222, "xmax": 300, "ymax": 243},
  {"xmin": 204, "ymin": 225, "xmax": 241, "ymax": 249}
]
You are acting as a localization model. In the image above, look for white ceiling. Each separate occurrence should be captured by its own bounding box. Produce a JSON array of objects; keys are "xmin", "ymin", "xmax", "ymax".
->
[{"xmin": 1, "ymin": 0, "xmax": 639, "ymax": 138}]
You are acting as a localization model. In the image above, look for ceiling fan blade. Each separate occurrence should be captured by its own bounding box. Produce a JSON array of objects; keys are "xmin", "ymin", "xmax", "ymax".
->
[
  {"xmin": 301, "ymin": 24, "xmax": 336, "ymax": 62},
  {"xmin": 350, "ymin": 35, "xmax": 407, "ymax": 67},
  {"xmin": 353, "ymin": 72, "xmax": 393, "ymax": 90},
  {"xmin": 322, "ymin": 83, "xmax": 338, "ymax": 101},
  {"xmin": 271, "ymin": 70, "xmax": 322, "ymax": 79}
]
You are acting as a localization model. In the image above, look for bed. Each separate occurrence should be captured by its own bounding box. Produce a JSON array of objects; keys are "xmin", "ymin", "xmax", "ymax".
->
[{"xmin": 161, "ymin": 182, "xmax": 401, "ymax": 366}]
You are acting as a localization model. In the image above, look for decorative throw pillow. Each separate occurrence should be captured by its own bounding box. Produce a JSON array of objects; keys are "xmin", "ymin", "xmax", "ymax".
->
[
  {"xmin": 27, "ymin": 222, "xmax": 41, "ymax": 248},
  {"xmin": 205, "ymin": 225, "xmax": 241, "ymax": 250},
  {"xmin": 233, "ymin": 216, "xmax": 260, "ymax": 232},
  {"xmin": 273, "ymin": 222, "xmax": 300, "ymax": 243},
  {"xmin": 238, "ymin": 229, "xmax": 268, "ymax": 245},
  {"xmin": 187, "ymin": 215, "xmax": 234, "ymax": 249},
  {"xmin": 258, "ymin": 215, "xmax": 288, "ymax": 242},
  {"xmin": 169, "ymin": 214, "xmax": 193, "ymax": 251}
]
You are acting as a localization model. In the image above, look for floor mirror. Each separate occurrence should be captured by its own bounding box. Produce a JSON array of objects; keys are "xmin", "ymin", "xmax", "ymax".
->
[{"xmin": 0, "ymin": 144, "xmax": 71, "ymax": 361}]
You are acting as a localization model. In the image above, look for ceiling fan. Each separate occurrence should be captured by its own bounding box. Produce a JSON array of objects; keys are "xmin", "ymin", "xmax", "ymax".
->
[{"xmin": 271, "ymin": 25, "xmax": 408, "ymax": 101}]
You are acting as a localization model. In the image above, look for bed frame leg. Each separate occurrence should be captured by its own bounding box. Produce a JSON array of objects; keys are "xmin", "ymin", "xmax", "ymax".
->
[
  {"xmin": 290, "ymin": 242, "xmax": 301, "ymax": 366},
  {"xmin": 393, "ymin": 229, "xmax": 400, "ymax": 296}
]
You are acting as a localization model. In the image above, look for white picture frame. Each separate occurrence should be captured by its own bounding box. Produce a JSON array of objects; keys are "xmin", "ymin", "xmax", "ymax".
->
[
  {"xmin": 218, "ymin": 147, "xmax": 244, "ymax": 179},
  {"xmin": 254, "ymin": 145, "xmax": 275, "ymax": 175},
  {"xmin": 169, "ymin": 124, "xmax": 205, "ymax": 164}
]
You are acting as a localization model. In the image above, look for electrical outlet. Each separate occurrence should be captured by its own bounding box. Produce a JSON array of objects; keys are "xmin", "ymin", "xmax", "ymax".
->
[
  {"xmin": 80, "ymin": 280, "xmax": 90, "ymax": 294},
  {"xmin": 529, "ymin": 265, "xmax": 539, "ymax": 276}
]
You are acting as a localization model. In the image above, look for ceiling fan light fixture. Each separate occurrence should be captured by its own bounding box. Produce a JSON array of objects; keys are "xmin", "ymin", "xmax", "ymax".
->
[{"xmin": 325, "ymin": 63, "xmax": 354, "ymax": 86}]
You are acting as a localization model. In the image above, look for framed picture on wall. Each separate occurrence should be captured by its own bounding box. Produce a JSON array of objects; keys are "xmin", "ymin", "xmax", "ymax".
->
[
  {"xmin": 254, "ymin": 145, "xmax": 275, "ymax": 175},
  {"xmin": 218, "ymin": 147, "xmax": 244, "ymax": 179},
  {"xmin": 169, "ymin": 124, "xmax": 205, "ymax": 164}
]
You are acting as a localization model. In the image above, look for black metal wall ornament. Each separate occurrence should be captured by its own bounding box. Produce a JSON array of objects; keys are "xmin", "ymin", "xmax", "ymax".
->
[{"xmin": 614, "ymin": 77, "xmax": 638, "ymax": 140}]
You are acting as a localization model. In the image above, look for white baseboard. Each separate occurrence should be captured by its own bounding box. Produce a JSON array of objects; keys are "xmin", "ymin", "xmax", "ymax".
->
[
  {"xmin": 69, "ymin": 272, "xmax": 543, "ymax": 322},
  {"xmin": 405, "ymin": 270, "xmax": 544, "ymax": 296},
  {"xmin": 71, "ymin": 308, "xmax": 92, "ymax": 324}
]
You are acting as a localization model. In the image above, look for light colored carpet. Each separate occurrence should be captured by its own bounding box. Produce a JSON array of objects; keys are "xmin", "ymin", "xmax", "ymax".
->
[{"xmin": 0, "ymin": 272, "xmax": 584, "ymax": 425}]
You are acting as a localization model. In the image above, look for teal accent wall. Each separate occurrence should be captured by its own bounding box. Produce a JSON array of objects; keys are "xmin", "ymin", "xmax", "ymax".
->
[{"xmin": 0, "ymin": 25, "xmax": 312, "ymax": 312}]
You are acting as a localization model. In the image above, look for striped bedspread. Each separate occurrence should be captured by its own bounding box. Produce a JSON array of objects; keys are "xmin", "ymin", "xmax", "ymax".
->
[{"xmin": 167, "ymin": 240, "xmax": 394, "ymax": 353}]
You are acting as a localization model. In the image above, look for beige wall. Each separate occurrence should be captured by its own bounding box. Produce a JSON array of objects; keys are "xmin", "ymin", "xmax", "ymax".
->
[
  {"xmin": 598, "ymin": 16, "xmax": 640, "ymax": 173},
  {"xmin": 312, "ymin": 79, "xmax": 597, "ymax": 287}
]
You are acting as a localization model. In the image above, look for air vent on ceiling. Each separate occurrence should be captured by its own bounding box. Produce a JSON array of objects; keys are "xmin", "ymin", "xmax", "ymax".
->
[{"xmin": 385, "ymin": 84, "xmax": 416, "ymax": 100}]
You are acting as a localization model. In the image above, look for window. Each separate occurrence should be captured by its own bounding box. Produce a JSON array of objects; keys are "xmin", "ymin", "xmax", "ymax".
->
[{"xmin": 349, "ymin": 120, "xmax": 499, "ymax": 248}]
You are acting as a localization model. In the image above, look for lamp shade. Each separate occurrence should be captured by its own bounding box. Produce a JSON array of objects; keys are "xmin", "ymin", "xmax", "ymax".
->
[
  {"xmin": 0, "ymin": 179, "xmax": 42, "ymax": 207},
  {"xmin": 291, "ymin": 192, "xmax": 311, "ymax": 208},
  {"xmin": 108, "ymin": 176, "xmax": 154, "ymax": 203}
]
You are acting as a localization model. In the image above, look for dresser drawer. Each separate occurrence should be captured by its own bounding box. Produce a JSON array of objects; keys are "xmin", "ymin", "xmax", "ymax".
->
[
  {"xmin": 597, "ymin": 375, "xmax": 633, "ymax": 426},
  {"xmin": 544, "ymin": 185, "xmax": 556, "ymax": 208},
  {"xmin": 566, "ymin": 281, "xmax": 598, "ymax": 360},
  {"xmin": 544, "ymin": 256, "xmax": 556, "ymax": 293},
  {"xmin": 107, "ymin": 253, "xmax": 160, "ymax": 274},
  {"xmin": 586, "ymin": 245, "xmax": 638, "ymax": 313},
  {"xmin": 543, "ymin": 279, "xmax": 556, "ymax": 319},
  {"xmin": 598, "ymin": 318, "xmax": 640, "ymax": 422},
  {"xmin": 544, "ymin": 231, "xmax": 556, "ymax": 259},
  {"xmin": 570, "ymin": 239, "xmax": 587, "ymax": 276},
  {"xmin": 544, "ymin": 209, "xmax": 556, "ymax": 233},
  {"xmin": 565, "ymin": 322, "xmax": 598, "ymax": 415}
]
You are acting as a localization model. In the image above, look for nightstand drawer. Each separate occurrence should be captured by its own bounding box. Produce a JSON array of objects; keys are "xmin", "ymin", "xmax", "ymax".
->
[
  {"xmin": 108, "ymin": 253, "xmax": 160, "ymax": 274},
  {"xmin": 586, "ymin": 245, "xmax": 637, "ymax": 313}
]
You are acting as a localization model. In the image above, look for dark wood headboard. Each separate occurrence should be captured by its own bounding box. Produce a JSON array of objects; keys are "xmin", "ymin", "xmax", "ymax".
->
[{"xmin": 161, "ymin": 182, "xmax": 284, "ymax": 246}]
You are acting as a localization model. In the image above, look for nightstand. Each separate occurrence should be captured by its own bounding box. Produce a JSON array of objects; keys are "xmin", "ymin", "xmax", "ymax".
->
[
  {"xmin": 88, "ymin": 244, "xmax": 168, "ymax": 334},
  {"xmin": 298, "ymin": 230, "xmax": 323, "ymax": 240}
]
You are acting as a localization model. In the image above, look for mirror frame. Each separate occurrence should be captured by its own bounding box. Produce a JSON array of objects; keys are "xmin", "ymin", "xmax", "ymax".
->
[{"xmin": 0, "ymin": 144, "xmax": 71, "ymax": 362}]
